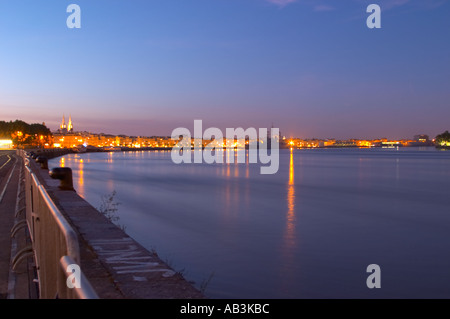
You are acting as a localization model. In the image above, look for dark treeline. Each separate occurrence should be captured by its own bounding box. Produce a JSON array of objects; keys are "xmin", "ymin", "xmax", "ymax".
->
[
  {"xmin": 0, "ymin": 120, "xmax": 52, "ymax": 147},
  {"xmin": 435, "ymin": 130, "xmax": 450, "ymax": 147}
]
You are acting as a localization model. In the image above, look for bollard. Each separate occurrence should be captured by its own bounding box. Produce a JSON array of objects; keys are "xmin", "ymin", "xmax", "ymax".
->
[
  {"xmin": 49, "ymin": 167, "xmax": 75, "ymax": 191},
  {"xmin": 36, "ymin": 156, "xmax": 49, "ymax": 169}
]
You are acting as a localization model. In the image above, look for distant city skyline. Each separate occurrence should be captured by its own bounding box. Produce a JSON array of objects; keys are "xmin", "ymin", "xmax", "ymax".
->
[
  {"xmin": 2, "ymin": 114, "xmax": 442, "ymax": 141},
  {"xmin": 1, "ymin": 0, "xmax": 449, "ymax": 139}
]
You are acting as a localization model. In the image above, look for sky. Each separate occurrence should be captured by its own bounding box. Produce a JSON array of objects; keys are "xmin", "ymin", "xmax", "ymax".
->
[{"xmin": 0, "ymin": 0, "xmax": 449, "ymax": 139}]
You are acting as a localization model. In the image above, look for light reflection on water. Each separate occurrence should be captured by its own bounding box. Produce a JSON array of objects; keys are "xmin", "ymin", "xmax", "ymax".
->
[{"xmin": 50, "ymin": 147, "xmax": 450, "ymax": 298}]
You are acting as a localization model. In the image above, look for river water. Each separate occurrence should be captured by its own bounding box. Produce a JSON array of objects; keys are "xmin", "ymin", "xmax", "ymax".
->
[{"xmin": 49, "ymin": 147, "xmax": 450, "ymax": 298}]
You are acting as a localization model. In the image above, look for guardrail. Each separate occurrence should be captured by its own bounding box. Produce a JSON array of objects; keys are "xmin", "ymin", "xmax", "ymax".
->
[{"xmin": 21, "ymin": 151, "xmax": 98, "ymax": 299}]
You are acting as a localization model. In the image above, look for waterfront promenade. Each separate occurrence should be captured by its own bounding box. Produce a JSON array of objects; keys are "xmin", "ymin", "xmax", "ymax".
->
[
  {"xmin": 0, "ymin": 149, "xmax": 204, "ymax": 299},
  {"xmin": 0, "ymin": 151, "xmax": 34, "ymax": 298}
]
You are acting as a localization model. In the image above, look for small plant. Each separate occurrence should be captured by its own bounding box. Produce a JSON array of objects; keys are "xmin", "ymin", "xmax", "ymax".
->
[
  {"xmin": 164, "ymin": 256, "xmax": 188, "ymax": 279},
  {"xmin": 97, "ymin": 190, "xmax": 126, "ymax": 231},
  {"xmin": 199, "ymin": 271, "xmax": 215, "ymax": 295}
]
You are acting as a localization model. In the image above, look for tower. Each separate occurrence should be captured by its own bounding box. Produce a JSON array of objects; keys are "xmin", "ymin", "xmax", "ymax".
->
[
  {"xmin": 60, "ymin": 115, "xmax": 67, "ymax": 131},
  {"xmin": 68, "ymin": 115, "xmax": 73, "ymax": 133}
]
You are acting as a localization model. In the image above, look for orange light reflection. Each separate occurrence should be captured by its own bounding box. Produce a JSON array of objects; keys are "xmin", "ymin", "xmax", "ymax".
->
[{"xmin": 286, "ymin": 149, "xmax": 296, "ymax": 242}]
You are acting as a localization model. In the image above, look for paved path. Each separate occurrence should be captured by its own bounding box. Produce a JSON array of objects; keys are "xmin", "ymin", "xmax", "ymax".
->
[{"xmin": 0, "ymin": 151, "xmax": 36, "ymax": 299}]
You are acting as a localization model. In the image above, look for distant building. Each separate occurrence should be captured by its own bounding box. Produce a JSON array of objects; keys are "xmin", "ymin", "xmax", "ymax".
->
[
  {"xmin": 0, "ymin": 139, "xmax": 13, "ymax": 149},
  {"xmin": 410, "ymin": 134, "xmax": 433, "ymax": 146},
  {"xmin": 58, "ymin": 115, "xmax": 74, "ymax": 134},
  {"xmin": 413, "ymin": 134, "xmax": 429, "ymax": 143}
]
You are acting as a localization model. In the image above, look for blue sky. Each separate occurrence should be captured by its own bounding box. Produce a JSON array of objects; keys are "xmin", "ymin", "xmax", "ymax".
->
[{"xmin": 0, "ymin": 0, "xmax": 449, "ymax": 139}]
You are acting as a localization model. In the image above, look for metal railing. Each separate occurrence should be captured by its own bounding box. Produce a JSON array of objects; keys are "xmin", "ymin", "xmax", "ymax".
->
[
  {"xmin": 21, "ymin": 151, "xmax": 98, "ymax": 299},
  {"xmin": 59, "ymin": 256, "xmax": 98, "ymax": 299}
]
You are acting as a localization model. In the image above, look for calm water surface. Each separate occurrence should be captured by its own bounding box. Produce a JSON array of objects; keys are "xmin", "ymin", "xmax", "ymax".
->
[{"xmin": 50, "ymin": 147, "xmax": 450, "ymax": 298}]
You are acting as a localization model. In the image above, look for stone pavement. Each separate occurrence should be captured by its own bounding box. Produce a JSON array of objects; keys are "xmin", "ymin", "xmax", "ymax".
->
[{"xmin": 0, "ymin": 151, "xmax": 37, "ymax": 299}]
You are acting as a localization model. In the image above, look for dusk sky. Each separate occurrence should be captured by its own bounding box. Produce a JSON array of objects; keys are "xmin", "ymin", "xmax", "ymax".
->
[{"xmin": 1, "ymin": 0, "xmax": 449, "ymax": 139}]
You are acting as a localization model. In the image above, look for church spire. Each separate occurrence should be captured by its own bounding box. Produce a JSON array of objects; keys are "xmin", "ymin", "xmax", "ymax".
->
[
  {"xmin": 68, "ymin": 115, "xmax": 73, "ymax": 132},
  {"xmin": 61, "ymin": 115, "xmax": 67, "ymax": 130}
]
